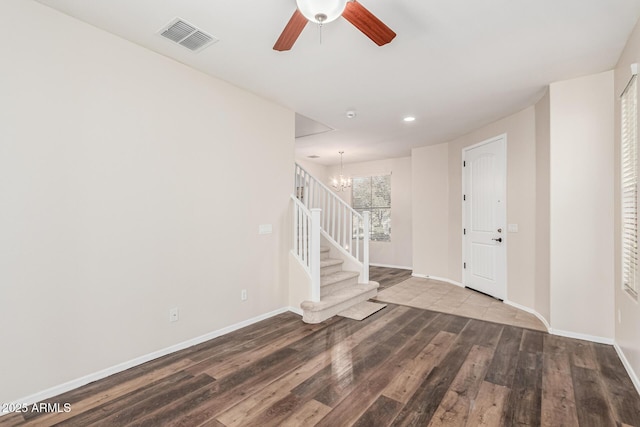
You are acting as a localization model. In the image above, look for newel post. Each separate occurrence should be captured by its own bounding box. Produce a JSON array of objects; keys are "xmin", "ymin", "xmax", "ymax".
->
[
  {"xmin": 310, "ymin": 208, "xmax": 322, "ymax": 302},
  {"xmin": 363, "ymin": 211, "xmax": 370, "ymax": 283}
]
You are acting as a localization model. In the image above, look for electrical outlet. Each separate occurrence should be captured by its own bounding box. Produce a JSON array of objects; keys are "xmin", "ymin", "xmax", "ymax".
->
[
  {"xmin": 241, "ymin": 289, "xmax": 248, "ymax": 301},
  {"xmin": 169, "ymin": 307, "xmax": 179, "ymax": 322}
]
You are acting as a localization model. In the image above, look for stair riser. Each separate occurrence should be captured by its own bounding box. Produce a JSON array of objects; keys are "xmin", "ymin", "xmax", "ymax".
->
[
  {"xmin": 321, "ymin": 276, "xmax": 359, "ymax": 297},
  {"xmin": 321, "ymin": 264, "xmax": 342, "ymax": 276},
  {"xmin": 320, "ymin": 251, "xmax": 330, "ymax": 260}
]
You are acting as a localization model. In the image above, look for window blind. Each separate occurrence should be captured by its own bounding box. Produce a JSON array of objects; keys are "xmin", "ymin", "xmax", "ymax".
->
[{"xmin": 621, "ymin": 75, "xmax": 638, "ymax": 298}]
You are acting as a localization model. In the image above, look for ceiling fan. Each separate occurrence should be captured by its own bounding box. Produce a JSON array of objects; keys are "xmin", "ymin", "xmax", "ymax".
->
[{"xmin": 273, "ymin": 0, "xmax": 396, "ymax": 51}]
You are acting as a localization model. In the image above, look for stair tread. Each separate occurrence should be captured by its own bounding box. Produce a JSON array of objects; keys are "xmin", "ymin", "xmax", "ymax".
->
[
  {"xmin": 321, "ymin": 270, "xmax": 360, "ymax": 287},
  {"xmin": 320, "ymin": 246, "xmax": 330, "ymax": 253},
  {"xmin": 301, "ymin": 282, "xmax": 379, "ymax": 312}
]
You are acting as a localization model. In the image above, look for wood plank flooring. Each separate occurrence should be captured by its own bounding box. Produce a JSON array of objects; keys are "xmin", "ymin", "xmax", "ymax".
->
[
  {"xmin": 369, "ymin": 266, "xmax": 413, "ymax": 291},
  {"xmin": 2, "ymin": 304, "xmax": 639, "ymax": 426}
]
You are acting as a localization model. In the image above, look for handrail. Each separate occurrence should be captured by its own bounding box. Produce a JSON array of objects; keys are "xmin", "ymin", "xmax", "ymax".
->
[
  {"xmin": 295, "ymin": 163, "xmax": 363, "ymax": 220},
  {"xmin": 291, "ymin": 193, "xmax": 312, "ymax": 217}
]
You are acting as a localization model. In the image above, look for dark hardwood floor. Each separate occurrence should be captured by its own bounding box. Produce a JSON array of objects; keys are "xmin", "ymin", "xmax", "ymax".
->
[
  {"xmin": 369, "ymin": 266, "xmax": 413, "ymax": 291},
  {"xmin": 2, "ymin": 302, "xmax": 639, "ymax": 426}
]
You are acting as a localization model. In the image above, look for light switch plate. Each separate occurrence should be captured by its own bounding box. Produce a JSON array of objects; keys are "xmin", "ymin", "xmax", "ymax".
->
[
  {"xmin": 508, "ymin": 224, "xmax": 518, "ymax": 233},
  {"xmin": 259, "ymin": 224, "xmax": 273, "ymax": 235}
]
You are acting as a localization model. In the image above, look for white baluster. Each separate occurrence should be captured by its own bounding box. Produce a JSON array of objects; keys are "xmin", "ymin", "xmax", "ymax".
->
[
  {"xmin": 302, "ymin": 207, "xmax": 308, "ymax": 264},
  {"xmin": 337, "ymin": 203, "xmax": 342, "ymax": 247},
  {"xmin": 355, "ymin": 216, "xmax": 360, "ymax": 261},
  {"xmin": 343, "ymin": 205, "xmax": 347, "ymax": 249},
  {"xmin": 312, "ymin": 179, "xmax": 317, "ymax": 209},
  {"xmin": 349, "ymin": 212, "xmax": 353, "ymax": 256},
  {"xmin": 324, "ymin": 190, "xmax": 328, "ymax": 230},
  {"xmin": 300, "ymin": 206, "xmax": 304, "ymax": 259},
  {"xmin": 363, "ymin": 211, "xmax": 370, "ymax": 283},
  {"xmin": 331, "ymin": 197, "xmax": 336, "ymax": 239},
  {"xmin": 293, "ymin": 202, "xmax": 298, "ymax": 255}
]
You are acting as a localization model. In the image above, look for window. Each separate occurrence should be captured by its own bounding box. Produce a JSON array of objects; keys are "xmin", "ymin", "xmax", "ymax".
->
[
  {"xmin": 621, "ymin": 74, "xmax": 638, "ymax": 298},
  {"xmin": 352, "ymin": 175, "xmax": 391, "ymax": 241}
]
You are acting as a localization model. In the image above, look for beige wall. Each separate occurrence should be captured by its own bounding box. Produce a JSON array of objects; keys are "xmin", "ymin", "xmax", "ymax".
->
[
  {"xmin": 535, "ymin": 90, "xmax": 551, "ymax": 322},
  {"xmin": 549, "ymin": 71, "xmax": 615, "ymax": 339},
  {"xmin": 410, "ymin": 107, "xmax": 537, "ymax": 307},
  {"xmin": 614, "ymin": 18, "xmax": 640, "ymax": 383},
  {"xmin": 0, "ymin": 0, "xmax": 293, "ymax": 403},
  {"xmin": 447, "ymin": 107, "xmax": 538, "ymax": 307},
  {"xmin": 411, "ymin": 143, "xmax": 449, "ymax": 278},
  {"xmin": 327, "ymin": 157, "xmax": 413, "ymax": 268}
]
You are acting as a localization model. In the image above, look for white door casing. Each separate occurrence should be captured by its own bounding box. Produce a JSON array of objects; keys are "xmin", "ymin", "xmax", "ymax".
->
[{"xmin": 462, "ymin": 135, "xmax": 507, "ymax": 300}]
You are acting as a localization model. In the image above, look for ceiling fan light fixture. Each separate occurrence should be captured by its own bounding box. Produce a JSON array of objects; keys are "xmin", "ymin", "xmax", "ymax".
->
[{"xmin": 296, "ymin": 0, "xmax": 348, "ymax": 24}]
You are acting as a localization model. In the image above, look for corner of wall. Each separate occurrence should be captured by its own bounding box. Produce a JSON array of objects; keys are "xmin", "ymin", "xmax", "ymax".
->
[{"xmin": 288, "ymin": 251, "xmax": 313, "ymax": 310}]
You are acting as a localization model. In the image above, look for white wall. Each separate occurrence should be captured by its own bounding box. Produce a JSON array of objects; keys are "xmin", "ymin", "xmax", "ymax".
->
[
  {"xmin": 327, "ymin": 157, "xmax": 413, "ymax": 269},
  {"xmin": 549, "ymin": 71, "xmax": 615, "ymax": 340},
  {"xmin": 411, "ymin": 143, "xmax": 449, "ymax": 278},
  {"xmin": 614, "ymin": 17, "xmax": 640, "ymax": 385},
  {"xmin": 0, "ymin": 0, "xmax": 293, "ymax": 403}
]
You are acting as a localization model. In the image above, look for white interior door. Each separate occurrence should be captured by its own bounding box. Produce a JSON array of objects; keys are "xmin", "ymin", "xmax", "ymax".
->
[{"xmin": 463, "ymin": 135, "xmax": 507, "ymax": 300}]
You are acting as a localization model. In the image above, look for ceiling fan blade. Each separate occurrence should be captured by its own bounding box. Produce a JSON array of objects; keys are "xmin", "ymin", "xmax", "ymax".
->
[
  {"xmin": 342, "ymin": 1, "xmax": 396, "ymax": 46},
  {"xmin": 273, "ymin": 9, "xmax": 308, "ymax": 51}
]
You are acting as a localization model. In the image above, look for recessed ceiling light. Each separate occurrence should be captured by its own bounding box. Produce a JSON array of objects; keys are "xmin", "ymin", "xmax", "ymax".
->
[
  {"xmin": 403, "ymin": 116, "xmax": 416, "ymax": 122},
  {"xmin": 346, "ymin": 110, "xmax": 357, "ymax": 119},
  {"xmin": 307, "ymin": 155, "xmax": 320, "ymax": 158}
]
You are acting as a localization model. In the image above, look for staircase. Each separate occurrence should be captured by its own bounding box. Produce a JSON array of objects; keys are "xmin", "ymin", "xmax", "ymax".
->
[
  {"xmin": 291, "ymin": 163, "xmax": 379, "ymax": 324},
  {"xmin": 300, "ymin": 246, "xmax": 379, "ymax": 323}
]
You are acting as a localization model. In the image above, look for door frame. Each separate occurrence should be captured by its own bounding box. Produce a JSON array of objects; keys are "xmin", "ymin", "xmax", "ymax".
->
[{"xmin": 461, "ymin": 133, "xmax": 508, "ymax": 300}]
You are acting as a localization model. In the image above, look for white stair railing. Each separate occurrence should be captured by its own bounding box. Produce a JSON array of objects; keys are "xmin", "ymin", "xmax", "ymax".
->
[
  {"xmin": 291, "ymin": 195, "xmax": 321, "ymax": 301},
  {"xmin": 294, "ymin": 163, "xmax": 370, "ymax": 283}
]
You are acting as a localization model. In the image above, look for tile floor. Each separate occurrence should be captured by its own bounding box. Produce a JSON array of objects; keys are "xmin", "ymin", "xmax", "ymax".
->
[{"xmin": 373, "ymin": 276, "xmax": 547, "ymax": 331}]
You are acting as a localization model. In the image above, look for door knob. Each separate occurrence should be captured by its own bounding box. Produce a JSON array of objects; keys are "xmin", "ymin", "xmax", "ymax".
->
[{"xmin": 492, "ymin": 237, "xmax": 502, "ymax": 242}]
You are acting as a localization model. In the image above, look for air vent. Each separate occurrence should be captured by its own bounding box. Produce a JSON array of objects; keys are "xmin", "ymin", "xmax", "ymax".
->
[{"xmin": 159, "ymin": 18, "xmax": 218, "ymax": 52}]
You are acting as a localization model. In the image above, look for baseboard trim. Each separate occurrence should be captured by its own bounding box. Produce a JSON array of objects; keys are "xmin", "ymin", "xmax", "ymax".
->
[
  {"xmin": 411, "ymin": 276, "xmax": 617, "ymax": 347},
  {"xmin": 504, "ymin": 300, "xmax": 551, "ymax": 332},
  {"xmin": 287, "ymin": 306, "xmax": 303, "ymax": 316},
  {"xmin": 370, "ymin": 263, "xmax": 412, "ymax": 270},
  {"xmin": 549, "ymin": 328, "xmax": 614, "ymax": 345},
  {"xmin": 412, "ymin": 273, "xmax": 464, "ymax": 288},
  {"xmin": 1, "ymin": 306, "xmax": 291, "ymax": 416},
  {"xmin": 614, "ymin": 343, "xmax": 640, "ymax": 396}
]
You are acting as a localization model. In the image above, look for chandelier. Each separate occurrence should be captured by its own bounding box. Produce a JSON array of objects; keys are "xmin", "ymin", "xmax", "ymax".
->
[{"xmin": 331, "ymin": 151, "xmax": 352, "ymax": 192}]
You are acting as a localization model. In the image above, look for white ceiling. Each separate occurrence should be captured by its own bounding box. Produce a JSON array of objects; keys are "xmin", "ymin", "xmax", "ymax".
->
[{"xmin": 37, "ymin": 0, "xmax": 640, "ymax": 165}]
